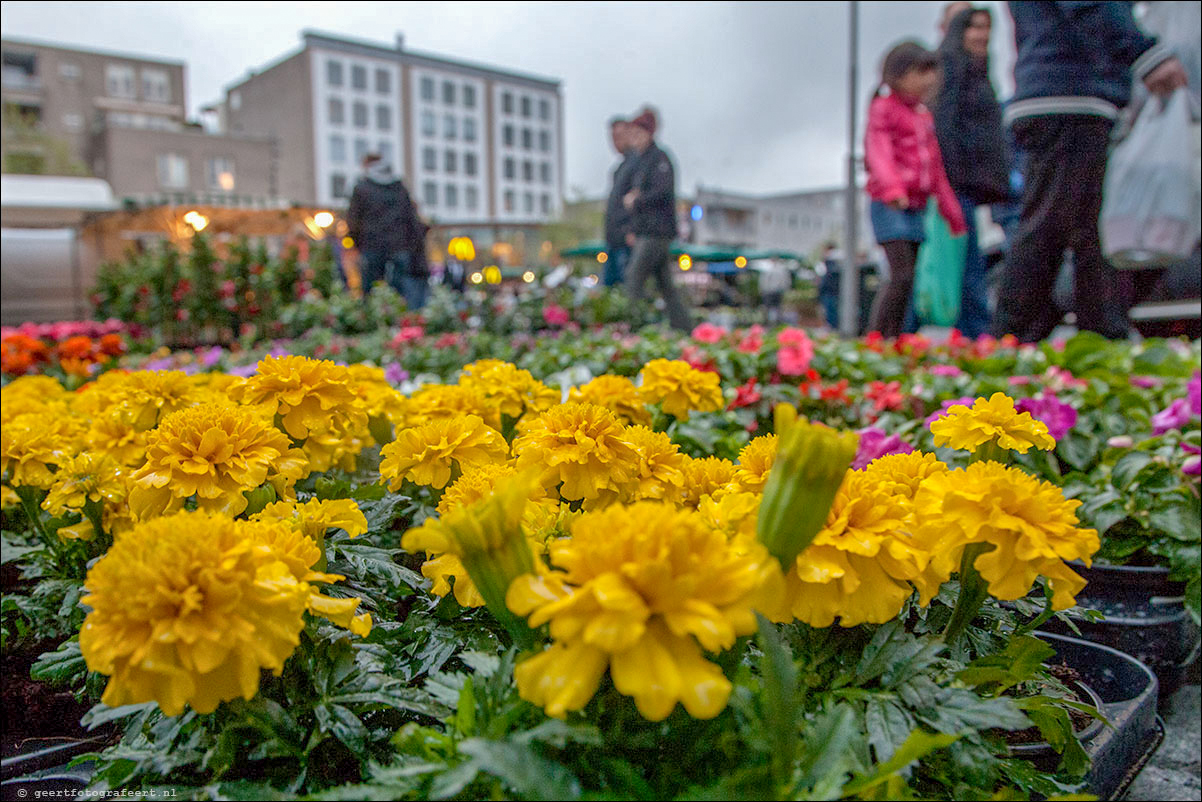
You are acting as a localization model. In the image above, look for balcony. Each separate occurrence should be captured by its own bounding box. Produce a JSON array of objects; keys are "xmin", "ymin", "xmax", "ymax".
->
[{"xmin": 1, "ymin": 68, "xmax": 41, "ymax": 94}]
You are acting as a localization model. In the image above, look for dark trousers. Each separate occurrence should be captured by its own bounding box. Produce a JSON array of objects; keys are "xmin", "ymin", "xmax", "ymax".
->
[
  {"xmin": 869, "ymin": 240, "xmax": 920, "ymax": 338},
  {"xmin": 625, "ymin": 237, "xmax": 692, "ymax": 332},
  {"xmin": 992, "ymin": 115, "xmax": 1126, "ymax": 342},
  {"xmin": 603, "ymin": 245, "xmax": 631, "ymax": 287},
  {"xmin": 361, "ymin": 249, "xmax": 428, "ymax": 310}
]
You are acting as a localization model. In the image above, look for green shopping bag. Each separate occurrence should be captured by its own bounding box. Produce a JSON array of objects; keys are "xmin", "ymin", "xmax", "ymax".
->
[{"xmin": 913, "ymin": 198, "xmax": 967, "ymax": 327}]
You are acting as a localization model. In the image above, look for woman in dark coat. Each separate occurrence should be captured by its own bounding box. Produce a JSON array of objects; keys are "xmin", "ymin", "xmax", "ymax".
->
[{"xmin": 932, "ymin": 6, "xmax": 1010, "ymax": 338}]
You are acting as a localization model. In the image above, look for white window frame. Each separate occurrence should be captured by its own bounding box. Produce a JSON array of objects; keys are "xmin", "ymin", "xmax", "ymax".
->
[
  {"xmin": 141, "ymin": 68, "xmax": 171, "ymax": 103},
  {"xmin": 105, "ymin": 64, "xmax": 136, "ymax": 99},
  {"xmin": 156, "ymin": 153, "xmax": 188, "ymax": 190}
]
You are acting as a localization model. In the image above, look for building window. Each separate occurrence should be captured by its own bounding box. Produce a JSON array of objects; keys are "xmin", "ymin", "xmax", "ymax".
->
[
  {"xmin": 503, "ymin": 157, "xmax": 515, "ymax": 180},
  {"xmin": 229, "ymin": 90, "xmax": 242, "ymax": 110},
  {"xmin": 352, "ymin": 101, "xmax": 368, "ymax": 128},
  {"xmin": 141, "ymin": 69, "xmax": 170, "ymax": 103},
  {"xmin": 463, "ymin": 117, "xmax": 477, "ymax": 143},
  {"xmin": 522, "ymin": 160, "xmax": 533, "ymax": 182},
  {"xmin": 374, "ymin": 68, "xmax": 390, "ymax": 94},
  {"xmin": 523, "ymin": 192, "xmax": 534, "ymax": 213},
  {"xmin": 465, "ymin": 185, "xmax": 479, "ymax": 211},
  {"xmin": 422, "ymin": 146, "xmax": 437, "ymax": 171},
  {"xmin": 375, "ymin": 104, "xmax": 391, "ymax": 131},
  {"xmin": 464, "ymin": 152, "xmax": 478, "ymax": 177},
  {"xmin": 463, "ymin": 84, "xmax": 476, "ymax": 108},
  {"xmin": 444, "ymin": 150, "xmax": 457, "ymax": 174},
  {"xmin": 420, "ymin": 75, "xmax": 435, "ymax": 101},
  {"xmin": 501, "ymin": 91, "xmax": 513, "ymax": 114},
  {"xmin": 504, "ymin": 189, "xmax": 515, "ymax": 212},
  {"xmin": 521, "ymin": 128, "xmax": 533, "ymax": 150},
  {"xmin": 105, "ymin": 64, "xmax": 135, "ymax": 98},
  {"xmin": 62, "ymin": 112, "xmax": 83, "ymax": 132},
  {"xmin": 331, "ymin": 173, "xmax": 348, "ymax": 198},
  {"xmin": 420, "ymin": 110, "xmax": 435, "ymax": 136},
  {"xmin": 538, "ymin": 98, "xmax": 550, "ymax": 120},
  {"xmin": 58, "ymin": 62, "xmax": 81, "ymax": 81},
  {"xmin": 326, "ymin": 60, "xmax": 343, "ymax": 87},
  {"xmin": 351, "ymin": 64, "xmax": 367, "ymax": 90},
  {"xmin": 378, "ymin": 141, "xmax": 394, "ymax": 170},
  {"xmin": 328, "ymin": 97, "xmax": 345, "ymax": 125},
  {"xmin": 540, "ymin": 162, "xmax": 551, "ymax": 184},
  {"xmin": 502, "ymin": 124, "xmax": 514, "ymax": 147},
  {"xmin": 156, "ymin": 153, "xmax": 188, "ymax": 190},
  {"xmin": 540, "ymin": 193, "xmax": 551, "ymax": 214},
  {"xmin": 423, "ymin": 181, "xmax": 438, "ymax": 206},
  {"xmin": 538, "ymin": 130, "xmax": 551, "ymax": 152},
  {"xmin": 207, "ymin": 157, "xmax": 235, "ymax": 191},
  {"xmin": 445, "ymin": 184, "xmax": 458, "ymax": 208},
  {"xmin": 444, "ymin": 113, "xmax": 457, "ymax": 140},
  {"xmin": 520, "ymin": 95, "xmax": 532, "ymax": 118},
  {"xmin": 354, "ymin": 138, "xmax": 370, "ymax": 165},
  {"xmin": 329, "ymin": 135, "xmax": 346, "ymax": 163},
  {"xmin": 442, "ymin": 80, "xmax": 456, "ymax": 105}
]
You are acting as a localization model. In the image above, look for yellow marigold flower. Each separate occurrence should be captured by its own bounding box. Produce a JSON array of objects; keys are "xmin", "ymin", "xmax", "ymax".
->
[
  {"xmin": 621, "ymin": 425, "xmax": 687, "ymax": 502},
  {"xmin": 437, "ymin": 463, "xmax": 520, "ymax": 515},
  {"xmin": 679, "ymin": 456, "xmax": 738, "ymax": 507},
  {"xmin": 1, "ymin": 376, "xmax": 72, "ymax": 424},
  {"xmin": 781, "ymin": 468, "xmax": 931, "ymax": 628},
  {"xmin": 511, "ymin": 403, "xmax": 638, "ymax": 503},
  {"xmin": 1, "ymin": 485, "xmax": 20, "ymax": 509},
  {"xmin": 379, "ymin": 414, "xmax": 508, "ymax": 490},
  {"xmin": 730, "ymin": 434, "xmax": 778, "ymax": 494},
  {"xmin": 912, "ymin": 461, "xmax": 1100, "ymax": 610},
  {"xmin": 637, "ymin": 359, "xmax": 724, "ymax": 421},
  {"xmin": 253, "ymin": 498, "xmax": 368, "ymax": 540},
  {"xmin": 103, "ymin": 370, "xmax": 203, "ymax": 431},
  {"xmin": 403, "ymin": 383, "xmax": 491, "ymax": 427},
  {"xmin": 42, "ymin": 452, "xmax": 126, "ymax": 516},
  {"xmin": 567, "ymin": 375, "xmax": 652, "ymax": 427},
  {"xmin": 129, "ymin": 403, "xmax": 309, "ymax": 519},
  {"xmin": 347, "ymin": 364, "xmax": 407, "ymax": 432},
  {"xmin": 460, "ymin": 359, "xmax": 561, "ymax": 425},
  {"xmin": 508, "ymin": 502, "xmax": 779, "ymax": 721},
  {"xmin": 929, "ymin": 392, "xmax": 1056, "ymax": 455},
  {"xmin": 228, "ymin": 355, "xmax": 365, "ymax": 440},
  {"xmin": 699, "ymin": 490, "xmax": 761, "ymax": 543},
  {"xmin": 1, "ymin": 413, "xmax": 86, "ymax": 489},
  {"xmin": 79, "ymin": 511, "xmax": 370, "ymax": 716},
  {"xmin": 85, "ymin": 411, "xmax": 149, "ymax": 468},
  {"xmin": 862, "ymin": 451, "xmax": 948, "ymax": 500}
]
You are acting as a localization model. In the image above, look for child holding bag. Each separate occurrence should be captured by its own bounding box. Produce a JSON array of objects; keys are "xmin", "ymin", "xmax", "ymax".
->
[{"xmin": 864, "ymin": 41, "xmax": 967, "ymax": 338}]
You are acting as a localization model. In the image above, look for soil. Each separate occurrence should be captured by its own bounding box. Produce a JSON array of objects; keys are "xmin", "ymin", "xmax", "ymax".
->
[
  {"xmin": 1000, "ymin": 663, "xmax": 1098, "ymax": 747},
  {"xmin": 0, "ymin": 640, "xmax": 104, "ymax": 758}
]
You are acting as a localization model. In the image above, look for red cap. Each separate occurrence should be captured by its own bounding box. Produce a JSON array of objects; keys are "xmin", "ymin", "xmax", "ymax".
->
[{"xmin": 630, "ymin": 110, "xmax": 657, "ymax": 135}]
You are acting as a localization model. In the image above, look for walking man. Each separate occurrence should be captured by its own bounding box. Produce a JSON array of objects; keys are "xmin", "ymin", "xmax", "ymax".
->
[
  {"xmin": 991, "ymin": 1, "xmax": 1187, "ymax": 342},
  {"xmin": 603, "ymin": 117, "xmax": 639, "ymax": 287},
  {"xmin": 623, "ymin": 108, "xmax": 692, "ymax": 332},
  {"xmin": 347, "ymin": 152, "xmax": 430, "ymax": 310}
]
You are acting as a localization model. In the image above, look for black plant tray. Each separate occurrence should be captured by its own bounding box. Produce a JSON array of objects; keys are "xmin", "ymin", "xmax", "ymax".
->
[{"xmin": 1037, "ymin": 632, "xmax": 1162, "ymax": 801}]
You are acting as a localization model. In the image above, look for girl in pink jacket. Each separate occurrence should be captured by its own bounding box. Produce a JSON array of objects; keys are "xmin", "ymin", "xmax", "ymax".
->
[{"xmin": 864, "ymin": 41, "xmax": 966, "ymax": 338}]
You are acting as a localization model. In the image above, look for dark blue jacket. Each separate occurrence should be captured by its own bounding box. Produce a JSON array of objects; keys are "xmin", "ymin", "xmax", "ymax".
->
[
  {"xmin": 1006, "ymin": 1, "xmax": 1172, "ymax": 126},
  {"xmin": 628, "ymin": 142, "xmax": 677, "ymax": 240}
]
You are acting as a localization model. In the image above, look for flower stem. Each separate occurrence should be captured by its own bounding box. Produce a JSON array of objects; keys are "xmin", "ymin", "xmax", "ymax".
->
[
  {"xmin": 942, "ymin": 543, "xmax": 993, "ymax": 652},
  {"xmin": 16, "ymin": 487, "xmax": 69, "ymax": 569}
]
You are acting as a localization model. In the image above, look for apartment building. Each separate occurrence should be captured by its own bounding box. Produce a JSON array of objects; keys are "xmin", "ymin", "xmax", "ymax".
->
[
  {"xmin": 219, "ymin": 30, "xmax": 565, "ymax": 229},
  {"xmin": 1, "ymin": 36, "xmax": 276, "ymax": 205}
]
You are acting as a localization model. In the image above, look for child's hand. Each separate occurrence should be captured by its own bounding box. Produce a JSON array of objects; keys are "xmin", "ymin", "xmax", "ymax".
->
[{"xmin": 889, "ymin": 197, "xmax": 908, "ymax": 210}]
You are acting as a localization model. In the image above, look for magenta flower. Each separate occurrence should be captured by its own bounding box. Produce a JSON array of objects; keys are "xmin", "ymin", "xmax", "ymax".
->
[
  {"xmin": 384, "ymin": 362, "xmax": 409, "ymax": 385},
  {"xmin": 929, "ymin": 365, "xmax": 963, "ymax": 377},
  {"xmin": 229, "ymin": 363, "xmax": 259, "ymax": 377},
  {"xmin": 1015, "ymin": 395, "xmax": 1078, "ymax": 441},
  {"xmin": 1152, "ymin": 398, "xmax": 1193, "ymax": 435},
  {"xmin": 852, "ymin": 427, "xmax": 914, "ymax": 470},
  {"xmin": 542, "ymin": 304, "xmax": 570, "ymax": 327},
  {"xmin": 1188, "ymin": 371, "xmax": 1200, "ymax": 416},
  {"xmin": 1130, "ymin": 375, "xmax": 1162, "ymax": 389}
]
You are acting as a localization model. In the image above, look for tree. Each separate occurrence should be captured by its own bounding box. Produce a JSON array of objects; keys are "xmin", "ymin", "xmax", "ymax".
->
[{"xmin": 1, "ymin": 103, "xmax": 91, "ymax": 176}]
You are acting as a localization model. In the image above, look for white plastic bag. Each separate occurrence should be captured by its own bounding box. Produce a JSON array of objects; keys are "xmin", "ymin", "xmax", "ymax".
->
[{"xmin": 1102, "ymin": 89, "xmax": 1201, "ymax": 269}]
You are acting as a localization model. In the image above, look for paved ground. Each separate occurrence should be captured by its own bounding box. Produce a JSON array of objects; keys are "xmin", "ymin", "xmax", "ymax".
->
[{"xmin": 1125, "ymin": 683, "xmax": 1201, "ymax": 801}]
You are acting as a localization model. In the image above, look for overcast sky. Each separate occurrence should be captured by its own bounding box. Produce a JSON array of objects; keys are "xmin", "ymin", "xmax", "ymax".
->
[{"xmin": 1, "ymin": 1, "xmax": 1017, "ymax": 199}]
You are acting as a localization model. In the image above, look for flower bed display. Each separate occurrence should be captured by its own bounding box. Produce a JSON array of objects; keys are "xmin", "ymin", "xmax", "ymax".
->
[{"xmin": 1, "ymin": 319, "xmax": 1198, "ymax": 799}]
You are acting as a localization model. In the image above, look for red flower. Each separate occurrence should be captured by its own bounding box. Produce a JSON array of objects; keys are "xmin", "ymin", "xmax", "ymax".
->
[
  {"xmin": 736, "ymin": 325, "xmax": 765, "ymax": 353},
  {"xmin": 435, "ymin": 333, "xmax": 461, "ymax": 349},
  {"xmin": 172, "ymin": 280, "xmax": 192, "ymax": 303},
  {"xmin": 57, "ymin": 335, "xmax": 95, "ymax": 361},
  {"xmin": 680, "ymin": 344, "xmax": 718, "ymax": 374},
  {"xmin": 863, "ymin": 331, "xmax": 886, "ymax": 353},
  {"xmin": 819, "ymin": 379, "xmax": 850, "ymax": 403},
  {"xmin": 543, "ymin": 304, "xmax": 571, "ymax": 327},
  {"xmin": 391, "ymin": 326, "xmax": 425, "ymax": 347},
  {"xmin": 728, "ymin": 377, "xmax": 762, "ymax": 410},
  {"xmin": 866, "ymin": 380, "xmax": 904, "ymax": 411},
  {"xmin": 798, "ymin": 368, "xmax": 822, "ymax": 395},
  {"xmin": 98, "ymin": 333, "xmax": 126, "ymax": 357}
]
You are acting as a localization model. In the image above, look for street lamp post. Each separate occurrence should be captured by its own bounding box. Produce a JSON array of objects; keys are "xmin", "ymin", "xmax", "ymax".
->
[{"xmin": 840, "ymin": 0, "xmax": 861, "ymax": 338}]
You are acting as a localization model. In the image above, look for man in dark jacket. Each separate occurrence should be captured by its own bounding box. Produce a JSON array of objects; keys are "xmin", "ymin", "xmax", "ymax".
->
[
  {"xmin": 346, "ymin": 153, "xmax": 430, "ymax": 310},
  {"xmin": 991, "ymin": 1, "xmax": 1187, "ymax": 342},
  {"xmin": 622, "ymin": 109, "xmax": 691, "ymax": 332},
  {"xmin": 603, "ymin": 117, "xmax": 639, "ymax": 287}
]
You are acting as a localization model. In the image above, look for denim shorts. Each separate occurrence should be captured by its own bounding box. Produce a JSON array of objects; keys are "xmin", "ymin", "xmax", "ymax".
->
[{"xmin": 869, "ymin": 199, "xmax": 926, "ymax": 244}]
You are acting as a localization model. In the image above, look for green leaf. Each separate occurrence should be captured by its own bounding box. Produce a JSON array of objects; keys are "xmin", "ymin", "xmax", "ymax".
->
[
  {"xmin": 314, "ymin": 703, "xmax": 368, "ymax": 754},
  {"xmin": 842, "ymin": 729, "xmax": 959, "ymax": 796},
  {"xmin": 454, "ymin": 677, "xmax": 477, "ymax": 737},
  {"xmin": 457, "ymin": 738, "xmax": 582, "ymax": 801},
  {"xmin": 864, "ymin": 697, "xmax": 915, "ymax": 764},
  {"xmin": 30, "ymin": 637, "xmax": 88, "ymax": 687},
  {"xmin": 797, "ymin": 703, "xmax": 859, "ymax": 795},
  {"xmin": 1148, "ymin": 500, "xmax": 1202, "ymax": 542},
  {"xmin": 919, "ymin": 687, "xmax": 1032, "ymax": 734},
  {"xmin": 755, "ymin": 615, "xmax": 800, "ymax": 788},
  {"xmin": 1112, "ymin": 451, "xmax": 1153, "ymax": 489}
]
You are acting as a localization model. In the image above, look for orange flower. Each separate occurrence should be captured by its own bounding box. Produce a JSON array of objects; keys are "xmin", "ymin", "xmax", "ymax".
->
[{"xmin": 57, "ymin": 335, "xmax": 97, "ymax": 362}]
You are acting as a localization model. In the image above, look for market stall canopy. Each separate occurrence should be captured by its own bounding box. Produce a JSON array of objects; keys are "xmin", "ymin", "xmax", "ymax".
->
[{"xmin": 1, "ymin": 174, "xmax": 119, "ymax": 227}]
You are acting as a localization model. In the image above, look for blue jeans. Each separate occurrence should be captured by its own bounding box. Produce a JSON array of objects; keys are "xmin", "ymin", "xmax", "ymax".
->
[
  {"xmin": 954, "ymin": 193, "xmax": 991, "ymax": 338},
  {"xmin": 398, "ymin": 274, "xmax": 429, "ymax": 310},
  {"xmin": 603, "ymin": 245, "xmax": 631, "ymax": 287},
  {"xmin": 361, "ymin": 249, "xmax": 428, "ymax": 310}
]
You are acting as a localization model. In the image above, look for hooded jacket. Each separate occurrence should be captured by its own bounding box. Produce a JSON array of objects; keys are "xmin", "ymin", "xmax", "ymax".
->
[
  {"xmin": 1005, "ymin": 1, "xmax": 1172, "ymax": 126},
  {"xmin": 628, "ymin": 142, "xmax": 677, "ymax": 240},
  {"xmin": 933, "ymin": 9, "xmax": 1011, "ymax": 204},
  {"xmin": 864, "ymin": 91, "xmax": 967, "ymax": 236},
  {"xmin": 346, "ymin": 163, "xmax": 428, "ymax": 274},
  {"xmin": 604, "ymin": 151, "xmax": 640, "ymax": 248}
]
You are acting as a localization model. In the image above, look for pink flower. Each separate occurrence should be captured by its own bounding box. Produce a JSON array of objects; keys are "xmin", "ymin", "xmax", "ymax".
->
[
  {"xmin": 1130, "ymin": 375, "xmax": 1162, "ymax": 389},
  {"xmin": 1152, "ymin": 398, "xmax": 1193, "ymax": 435},
  {"xmin": 543, "ymin": 304, "xmax": 570, "ymax": 327},
  {"xmin": 1016, "ymin": 395, "xmax": 1078, "ymax": 441},
  {"xmin": 929, "ymin": 365, "xmax": 963, "ymax": 377},
  {"xmin": 1107, "ymin": 436, "xmax": 1134, "ymax": 449},
  {"xmin": 926, "ymin": 397, "xmax": 976, "ymax": 426},
  {"xmin": 691, "ymin": 322, "xmax": 728, "ymax": 344},
  {"xmin": 1183, "ymin": 456, "xmax": 1200, "ymax": 476},
  {"xmin": 1008, "ymin": 375, "xmax": 1034, "ymax": 386},
  {"xmin": 777, "ymin": 327, "xmax": 811, "ymax": 348},
  {"xmin": 736, "ymin": 325, "xmax": 765, "ymax": 353},
  {"xmin": 852, "ymin": 427, "xmax": 914, "ymax": 470},
  {"xmin": 776, "ymin": 345, "xmax": 812, "ymax": 376},
  {"xmin": 391, "ymin": 326, "xmax": 425, "ymax": 347},
  {"xmin": 1189, "ymin": 371, "xmax": 1201, "ymax": 416},
  {"xmin": 384, "ymin": 362, "xmax": 409, "ymax": 385}
]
